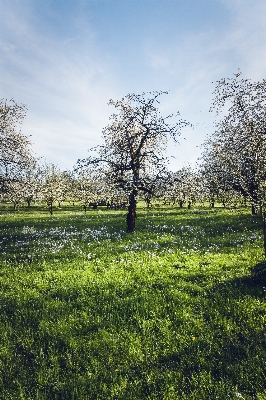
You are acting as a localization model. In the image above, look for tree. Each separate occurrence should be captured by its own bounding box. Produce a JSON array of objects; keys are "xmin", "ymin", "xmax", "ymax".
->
[
  {"xmin": 205, "ymin": 73, "xmax": 266, "ymax": 255},
  {"xmin": 0, "ymin": 99, "xmax": 35, "ymax": 196},
  {"xmin": 2, "ymin": 159, "xmax": 40, "ymax": 210},
  {"xmin": 77, "ymin": 91, "xmax": 189, "ymax": 232},
  {"xmin": 74, "ymin": 162, "xmax": 111, "ymax": 212},
  {"xmin": 168, "ymin": 165, "xmax": 198, "ymax": 208},
  {"xmin": 38, "ymin": 164, "xmax": 68, "ymax": 215},
  {"xmin": 199, "ymin": 145, "xmax": 242, "ymax": 208}
]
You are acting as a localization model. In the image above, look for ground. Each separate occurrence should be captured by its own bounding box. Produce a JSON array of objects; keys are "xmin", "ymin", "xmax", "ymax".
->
[{"xmin": 0, "ymin": 203, "xmax": 265, "ymax": 399}]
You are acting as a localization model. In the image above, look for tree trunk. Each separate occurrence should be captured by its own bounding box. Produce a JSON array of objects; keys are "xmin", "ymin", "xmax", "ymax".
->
[
  {"xmin": 83, "ymin": 205, "xmax": 87, "ymax": 213},
  {"xmin": 127, "ymin": 190, "xmax": 137, "ymax": 233},
  {"xmin": 145, "ymin": 197, "xmax": 151, "ymax": 208},
  {"xmin": 48, "ymin": 201, "xmax": 53, "ymax": 215},
  {"xmin": 263, "ymin": 211, "xmax": 266, "ymax": 258},
  {"xmin": 251, "ymin": 204, "xmax": 256, "ymax": 215}
]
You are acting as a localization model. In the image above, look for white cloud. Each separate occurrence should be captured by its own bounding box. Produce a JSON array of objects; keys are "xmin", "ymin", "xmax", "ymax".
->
[
  {"xmin": 1, "ymin": 0, "xmax": 265, "ymax": 172},
  {"xmin": 0, "ymin": 1, "xmax": 121, "ymax": 169},
  {"xmin": 141, "ymin": 0, "xmax": 266, "ymax": 169},
  {"xmin": 224, "ymin": 0, "xmax": 266, "ymax": 80}
]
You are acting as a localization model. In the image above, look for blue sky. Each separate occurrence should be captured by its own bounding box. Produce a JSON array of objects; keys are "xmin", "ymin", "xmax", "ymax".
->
[{"xmin": 1, "ymin": 0, "xmax": 265, "ymax": 171}]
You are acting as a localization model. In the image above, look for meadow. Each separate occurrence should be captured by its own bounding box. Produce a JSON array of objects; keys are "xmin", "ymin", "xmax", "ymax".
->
[{"xmin": 0, "ymin": 202, "xmax": 265, "ymax": 400}]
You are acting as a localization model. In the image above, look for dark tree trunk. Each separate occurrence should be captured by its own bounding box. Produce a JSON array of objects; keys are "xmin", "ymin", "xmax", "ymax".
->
[
  {"xmin": 145, "ymin": 197, "xmax": 151, "ymax": 208},
  {"xmin": 263, "ymin": 211, "xmax": 266, "ymax": 258},
  {"xmin": 27, "ymin": 199, "xmax": 31, "ymax": 207},
  {"xmin": 83, "ymin": 205, "xmax": 87, "ymax": 212},
  {"xmin": 127, "ymin": 190, "xmax": 137, "ymax": 233},
  {"xmin": 48, "ymin": 201, "xmax": 53, "ymax": 215},
  {"xmin": 188, "ymin": 201, "xmax": 191, "ymax": 209},
  {"xmin": 250, "ymin": 183, "xmax": 259, "ymax": 215}
]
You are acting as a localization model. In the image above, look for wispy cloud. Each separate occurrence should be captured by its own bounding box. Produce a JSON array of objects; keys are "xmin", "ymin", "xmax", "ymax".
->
[
  {"xmin": 141, "ymin": 0, "xmax": 266, "ymax": 167},
  {"xmin": 1, "ymin": 0, "xmax": 265, "ymax": 171},
  {"xmin": 0, "ymin": 1, "xmax": 121, "ymax": 169}
]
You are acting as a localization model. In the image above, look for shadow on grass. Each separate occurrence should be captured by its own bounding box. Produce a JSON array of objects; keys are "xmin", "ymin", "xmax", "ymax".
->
[
  {"xmin": 156, "ymin": 261, "xmax": 266, "ymax": 397},
  {"xmin": 1, "ymin": 261, "xmax": 266, "ymax": 398},
  {"xmin": 206, "ymin": 260, "xmax": 266, "ymax": 300},
  {"xmin": 249, "ymin": 261, "xmax": 266, "ymax": 285}
]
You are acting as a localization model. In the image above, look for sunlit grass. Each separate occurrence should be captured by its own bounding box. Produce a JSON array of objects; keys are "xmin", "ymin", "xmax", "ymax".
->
[{"xmin": 0, "ymin": 203, "xmax": 265, "ymax": 399}]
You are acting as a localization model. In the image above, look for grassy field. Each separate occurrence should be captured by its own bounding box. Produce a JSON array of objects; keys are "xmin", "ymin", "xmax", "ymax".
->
[{"xmin": 0, "ymin": 203, "xmax": 265, "ymax": 399}]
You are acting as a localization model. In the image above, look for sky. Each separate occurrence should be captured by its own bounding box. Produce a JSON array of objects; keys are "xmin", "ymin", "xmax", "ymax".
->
[{"xmin": 1, "ymin": 0, "xmax": 265, "ymax": 172}]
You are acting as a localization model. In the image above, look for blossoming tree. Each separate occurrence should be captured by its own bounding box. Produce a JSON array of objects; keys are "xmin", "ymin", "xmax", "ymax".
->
[
  {"xmin": 203, "ymin": 74, "xmax": 266, "ymax": 255},
  {"xmin": 77, "ymin": 91, "xmax": 189, "ymax": 232}
]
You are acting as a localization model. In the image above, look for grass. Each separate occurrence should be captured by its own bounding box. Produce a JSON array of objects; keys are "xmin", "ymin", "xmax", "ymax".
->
[{"xmin": 0, "ymin": 203, "xmax": 265, "ymax": 399}]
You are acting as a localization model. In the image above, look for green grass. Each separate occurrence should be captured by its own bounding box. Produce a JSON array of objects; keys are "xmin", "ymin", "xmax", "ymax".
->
[{"xmin": 0, "ymin": 203, "xmax": 265, "ymax": 399}]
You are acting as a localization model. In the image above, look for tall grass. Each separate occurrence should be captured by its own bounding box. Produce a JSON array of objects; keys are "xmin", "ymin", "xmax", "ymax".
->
[{"xmin": 0, "ymin": 204, "xmax": 265, "ymax": 399}]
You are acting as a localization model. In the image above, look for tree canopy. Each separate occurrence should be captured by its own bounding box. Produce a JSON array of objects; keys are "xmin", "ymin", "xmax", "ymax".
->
[
  {"xmin": 201, "ymin": 74, "xmax": 266, "ymax": 254},
  {"xmin": 0, "ymin": 99, "xmax": 35, "ymax": 197},
  {"xmin": 77, "ymin": 91, "xmax": 190, "ymax": 231}
]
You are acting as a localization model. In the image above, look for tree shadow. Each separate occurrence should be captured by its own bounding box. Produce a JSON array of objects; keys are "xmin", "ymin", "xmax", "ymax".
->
[
  {"xmin": 210, "ymin": 260, "xmax": 266, "ymax": 299},
  {"xmin": 155, "ymin": 261, "xmax": 266, "ymax": 397},
  {"xmin": 239, "ymin": 260, "xmax": 266, "ymax": 289}
]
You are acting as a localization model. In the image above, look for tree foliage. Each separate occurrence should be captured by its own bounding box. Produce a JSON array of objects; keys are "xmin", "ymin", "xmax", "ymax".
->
[
  {"xmin": 0, "ymin": 99, "xmax": 35, "ymax": 196},
  {"xmin": 201, "ymin": 74, "xmax": 266, "ymax": 254},
  {"xmin": 77, "ymin": 91, "xmax": 189, "ymax": 231},
  {"xmin": 38, "ymin": 164, "xmax": 69, "ymax": 214}
]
